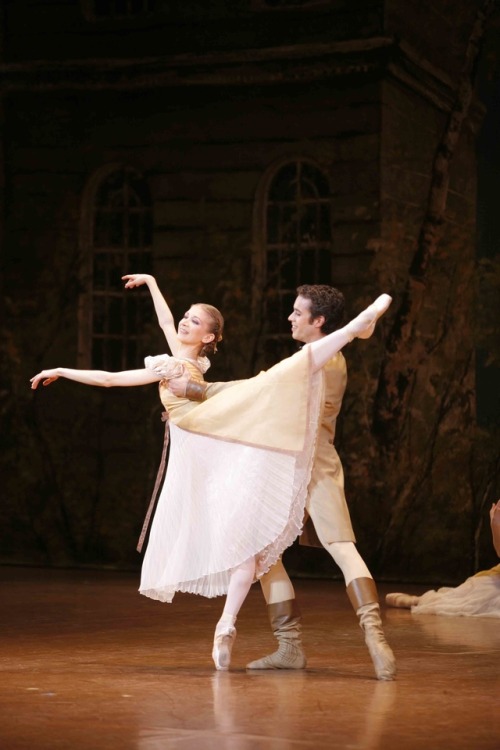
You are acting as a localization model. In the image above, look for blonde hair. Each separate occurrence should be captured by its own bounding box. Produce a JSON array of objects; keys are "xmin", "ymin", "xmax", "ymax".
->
[{"xmin": 195, "ymin": 303, "xmax": 224, "ymax": 357}]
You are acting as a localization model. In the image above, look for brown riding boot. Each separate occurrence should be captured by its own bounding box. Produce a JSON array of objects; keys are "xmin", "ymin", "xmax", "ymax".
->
[
  {"xmin": 347, "ymin": 577, "xmax": 396, "ymax": 681},
  {"xmin": 246, "ymin": 599, "xmax": 307, "ymax": 669}
]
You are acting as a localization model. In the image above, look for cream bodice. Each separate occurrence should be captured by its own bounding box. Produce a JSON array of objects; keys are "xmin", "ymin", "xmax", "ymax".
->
[{"xmin": 144, "ymin": 354, "xmax": 209, "ymax": 424}]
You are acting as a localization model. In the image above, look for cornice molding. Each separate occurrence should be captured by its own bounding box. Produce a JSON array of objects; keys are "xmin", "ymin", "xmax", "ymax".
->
[
  {"xmin": 0, "ymin": 36, "xmax": 479, "ymax": 116},
  {"xmin": 0, "ymin": 37, "xmax": 392, "ymax": 90}
]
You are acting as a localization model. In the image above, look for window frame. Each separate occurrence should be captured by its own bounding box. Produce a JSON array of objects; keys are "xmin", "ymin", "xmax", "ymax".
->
[
  {"xmin": 78, "ymin": 164, "xmax": 153, "ymax": 370},
  {"xmin": 252, "ymin": 157, "xmax": 334, "ymax": 348}
]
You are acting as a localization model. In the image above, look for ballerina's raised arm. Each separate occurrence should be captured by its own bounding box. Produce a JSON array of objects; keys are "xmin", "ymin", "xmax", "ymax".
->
[{"xmin": 122, "ymin": 273, "xmax": 181, "ymax": 356}]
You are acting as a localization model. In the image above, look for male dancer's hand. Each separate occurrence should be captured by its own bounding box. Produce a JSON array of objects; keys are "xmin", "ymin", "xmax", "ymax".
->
[
  {"xmin": 169, "ymin": 368, "xmax": 208, "ymax": 401},
  {"xmin": 168, "ymin": 367, "xmax": 190, "ymax": 397}
]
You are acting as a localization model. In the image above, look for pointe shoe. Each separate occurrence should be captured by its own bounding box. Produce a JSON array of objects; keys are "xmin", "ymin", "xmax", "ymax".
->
[
  {"xmin": 348, "ymin": 294, "xmax": 393, "ymax": 340},
  {"xmin": 385, "ymin": 593, "xmax": 420, "ymax": 609},
  {"xmin": 212, "ymin": 626, "xmax": 237, "ymax": 671}
]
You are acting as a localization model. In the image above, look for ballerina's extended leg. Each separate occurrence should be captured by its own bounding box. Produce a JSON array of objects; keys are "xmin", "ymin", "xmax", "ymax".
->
[
  {"xmin": 309, "ymin": 293, "xmax": 392, "ymax": 372},
  {"xmin": 349, "ymin": 294, "xmax": 393, "ymax": 339},
  {"xmin": 212, "ymin": 557, "xmax": 256, "ymax": 671}
]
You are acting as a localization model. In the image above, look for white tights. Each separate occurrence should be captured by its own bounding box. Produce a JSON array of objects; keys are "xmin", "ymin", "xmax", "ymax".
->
[
  {"xmin": 216, "ymin": 557, "xmax": 256, "ymax": 630},
  {"xmin": 215, "ymin": 543, "xmax": 371, "ymax": 632},
  {"xmin": 259, "ymin": 542, "xmax": 372, "ymax": 605},
  {"xmin": 260, "ymin": 559, "xmax": 296, "ymax": 604},
  {"xmin": 325, "ymin": 541, "xmax": 372, "ymax": 586}
]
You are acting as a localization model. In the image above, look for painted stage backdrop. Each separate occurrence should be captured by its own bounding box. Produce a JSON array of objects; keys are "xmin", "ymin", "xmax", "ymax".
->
[{"xmin": 1, "ymin": 0, "xmax": 499, "ymax": 584}]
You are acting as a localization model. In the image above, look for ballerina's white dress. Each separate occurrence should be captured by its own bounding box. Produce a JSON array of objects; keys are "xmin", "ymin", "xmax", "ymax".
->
[{"xmin": 138, "ymin": 346, "xmax": 324, "ymax": 603}]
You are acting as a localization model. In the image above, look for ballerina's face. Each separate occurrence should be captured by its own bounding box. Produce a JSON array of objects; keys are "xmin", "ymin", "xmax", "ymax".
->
[{"xmin": 177, "ymin": 304, "xmax": 215, "ymax": 348}]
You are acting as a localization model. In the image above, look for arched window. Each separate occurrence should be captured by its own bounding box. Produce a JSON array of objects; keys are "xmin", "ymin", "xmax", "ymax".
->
[
  {"xmin": 79, "ymin": 166, "xmax": 153, "ymax": 370},
  {"xmin": 254, "ymin": 159, "xmax": 333, "ymax": 362}
]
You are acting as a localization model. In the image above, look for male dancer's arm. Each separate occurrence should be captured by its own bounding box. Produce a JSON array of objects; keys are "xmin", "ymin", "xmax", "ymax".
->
[{"xmin": 168, "ymin": 370, "xmax": 240, "ymax": 401}]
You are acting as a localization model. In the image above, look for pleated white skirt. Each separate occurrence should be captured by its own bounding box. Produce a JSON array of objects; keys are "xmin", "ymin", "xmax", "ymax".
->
[{"xmin": 139, "ymin": 361, "xmax": 323, "ymax": 603}]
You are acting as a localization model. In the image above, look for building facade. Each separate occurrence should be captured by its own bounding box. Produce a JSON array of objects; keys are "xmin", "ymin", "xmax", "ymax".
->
[{"xmin": 1, "ymin": 0, "xmax": 498, "ymax": 580}]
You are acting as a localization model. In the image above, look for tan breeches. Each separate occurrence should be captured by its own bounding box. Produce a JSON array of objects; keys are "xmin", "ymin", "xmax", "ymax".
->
[{"xmin": 259, "ymin": 443, "xmax": 372, "ymax": 602}]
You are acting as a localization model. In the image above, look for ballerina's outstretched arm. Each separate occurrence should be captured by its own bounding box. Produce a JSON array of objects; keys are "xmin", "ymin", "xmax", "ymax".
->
[
  {"xmin": 122, "ymin": 273, "xmax": 181, "ymax": 357},
  {"xmin": 30, "ymin": 367, "xmax": 161, "ymax": 390},
  {"xmin": 309, "ymin": 294, "xmax": 392, "ymax": 373}
]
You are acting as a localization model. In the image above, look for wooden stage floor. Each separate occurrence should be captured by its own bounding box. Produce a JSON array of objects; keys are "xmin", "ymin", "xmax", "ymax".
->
[{"xmin": 0, "ymin": 566, "xmax": 498, "ymax": 750}]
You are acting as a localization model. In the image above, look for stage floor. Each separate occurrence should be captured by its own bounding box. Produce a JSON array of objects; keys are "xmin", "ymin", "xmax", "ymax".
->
[{"xmin": 0, "ymin": 566, "xmax": 498, "ymax": 750}]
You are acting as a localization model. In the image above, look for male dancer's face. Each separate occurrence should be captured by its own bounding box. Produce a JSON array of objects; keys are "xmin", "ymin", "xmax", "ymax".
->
[{"xmin": 288, "ymin": 296, "xmax": 325, "ymax": 344}]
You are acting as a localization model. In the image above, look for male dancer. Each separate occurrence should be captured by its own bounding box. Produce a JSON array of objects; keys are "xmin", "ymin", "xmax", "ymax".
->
[
  {"xmin": 125, "ymin": 277, "xmax": 395, "ymax": 680},
  {"xmin": 248, "ymin": 286, "xmax": 395, "ymax": 679}
]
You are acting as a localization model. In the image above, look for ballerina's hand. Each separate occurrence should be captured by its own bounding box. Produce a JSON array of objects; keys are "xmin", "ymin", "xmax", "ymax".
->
[
  {"xmin": 30, "ymin": 370, "xmax": 60, "ymax": 389},
  {"xmin": 348, "ymin": 294, "xmax": 392, "ymax": 340},
  {"xmin": 122, "ymin": 273, "xmax": 154, "ymax": 289}
]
